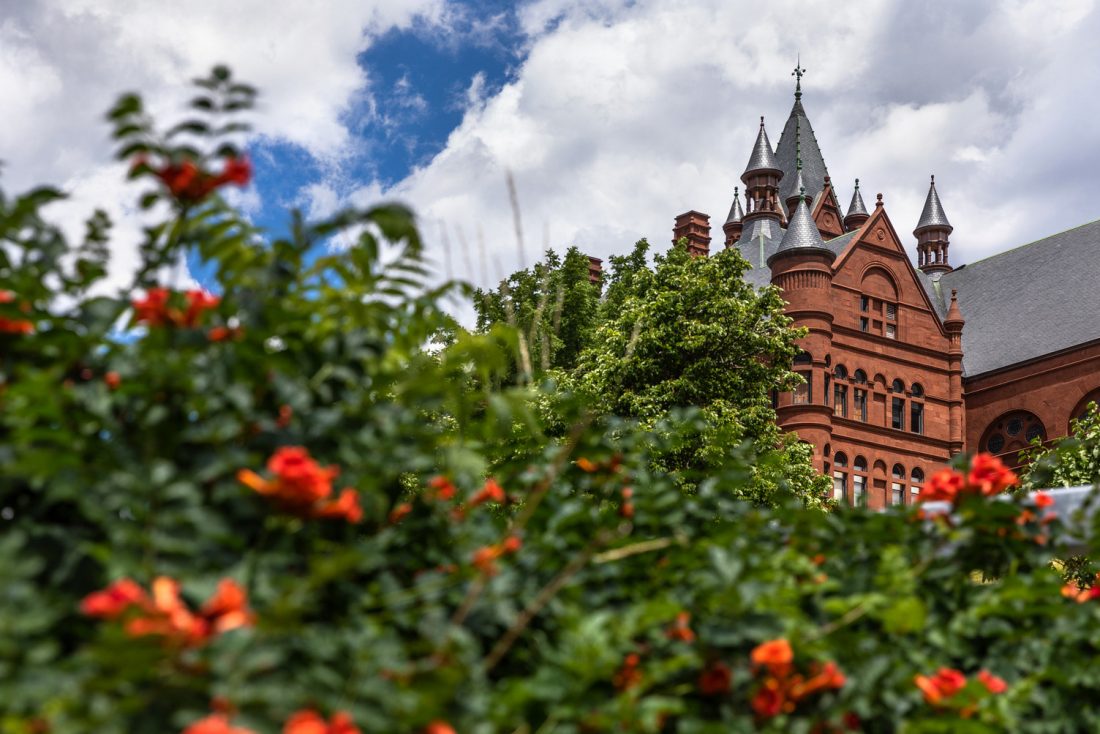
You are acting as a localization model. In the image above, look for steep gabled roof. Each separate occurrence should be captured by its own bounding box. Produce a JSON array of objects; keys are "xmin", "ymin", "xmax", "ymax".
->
[
  {"xmin": 847, "ymin": 180, "xmax": 869, "ymax": 219},
  {"xmin": 935, "ymin": 219, "xmax": 1100, "ymax": 376},
  {"xmin": 725, "ymin": 188, "xmax": 744, "ymax": 224},
  {"xmin": 775, "ymin": 98, "xmax": 831, "ymax": 216},
  {"xmin": 743, "ymin": 118, "xmax": 781, "ymax": 175}
]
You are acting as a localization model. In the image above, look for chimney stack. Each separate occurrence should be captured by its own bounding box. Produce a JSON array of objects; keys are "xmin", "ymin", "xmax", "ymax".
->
[
  {"xmin": 672, "ymin": 210, "xmax": 711, "ymax": 257},
  {"xmin": 587, "ymin": 256, "xmax": 602, "ymax": 286}
]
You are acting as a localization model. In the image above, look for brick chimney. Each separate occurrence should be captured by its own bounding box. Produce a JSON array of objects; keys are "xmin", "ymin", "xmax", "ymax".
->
[
  {"xmin": 587, "ymin": 256, "xmax": 602, "ymax": 286},
  {"xmin": 672, "ymin": 210, "xmax": 711, "ymax": 257}
]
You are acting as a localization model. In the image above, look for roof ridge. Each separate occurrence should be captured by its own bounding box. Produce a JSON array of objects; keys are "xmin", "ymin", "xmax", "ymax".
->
[{"xmin": 956, "ymin": 218, "xmax": 1100, "ymax": 270}]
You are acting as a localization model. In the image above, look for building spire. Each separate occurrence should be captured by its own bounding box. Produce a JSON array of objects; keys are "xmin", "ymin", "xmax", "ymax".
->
[
  {"xmin": 915, "ymin": 175, "xmax": 954, "ymax": 275},
  {"xmin": 741, "ymin": 117, "xmax": 783, "ymax": 225},
  {"xmin": 844, "ymin": 177, "xmax": 870, "ymax": 230},
  {"xmin": 722, "ymin": 186, "xmax": 745, "ymax": 247},
  {"xmin": 768, "ymin": 185, "xmax": 833, "ymax": 267},
  {"xmin": 785, "ymin": 118, "xmax": 808, "ymax": 214},
  {"xmin": 792, "ymin": 56, "xmax": 805, "ymax": 101}
]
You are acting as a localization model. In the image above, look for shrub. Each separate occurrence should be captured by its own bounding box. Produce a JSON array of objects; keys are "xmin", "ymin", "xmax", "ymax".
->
[{"xmin": 3, "ymin": 68, "xmax": 1100, "ymax": 734}]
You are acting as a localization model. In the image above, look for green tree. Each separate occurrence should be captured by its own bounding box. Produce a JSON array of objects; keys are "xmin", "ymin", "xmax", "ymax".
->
[{"xmin": 473, "ymin": 246, "xmax": 599, "ymax": 377}]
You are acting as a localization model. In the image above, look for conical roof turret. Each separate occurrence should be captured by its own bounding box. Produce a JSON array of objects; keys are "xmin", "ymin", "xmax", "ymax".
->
[
  {"xmin": 725, "ymin": 186, "xmax": 744, "ymax": 224},
  {"xmin": 775, "ymin": 62, "xmax": 831, "ymax": 212},
  {"xmin": 915, "ymin": 175, "xmax": 952, "ymax": 233},
  {"xmin": 767, "ymin": 188, "xmax": 835, "ymax": 266},
  {"xmin": 844, "ymin": 178, "xmax": 870, "ymax": 229},
  {"xmin": 743, "ymin": 117, "xmax": 781, "ymax": 175}
]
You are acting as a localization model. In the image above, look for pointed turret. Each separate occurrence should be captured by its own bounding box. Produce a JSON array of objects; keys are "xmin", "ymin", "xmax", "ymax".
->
[
  {"xmin": 768, "ymin": 188, "xmax": 835, "ymax": 267},
  {"xmin": 741, "ymin": 117, "xmax": 784, "ymax": 224},
  {"xmin": 844, "ymin": 178, "xmax": 870, "ymax": 230},
  {"xmin": 722, "ymin": 186, "xmax": 744, "ymax": 247},
  {"xmin": 774, "ymin": 61, "xmax": 832, "ymax": 214},
  {"xmin": 915, "ymin": 175, "xmax": 953, "ymax": 275}
]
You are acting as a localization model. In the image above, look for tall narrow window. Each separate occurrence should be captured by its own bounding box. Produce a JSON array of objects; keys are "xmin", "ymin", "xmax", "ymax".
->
[
  {"xmin": 891, "ymin": 482, "xmax": 904, "ymax": 505},
  {"xmin": 860, "ymin": 317, "xmax": 869, "ymax": 332},
  {"xmin": 860, "ymin": 295, "xmax": 869, "ymax": 312},
  {"xmin": 853, "ymin": 474, "xmax": 866, "ymax": 505},
  {"xmin": 886, "ymin": 303, "xmax": 897, "ymax": 320},
  {"xmin": 853, "ymin": 388, "xmax": 868, "ymax": 422},
  {"xmin": 824, "ymin": 373, "xmax": 831, "ymax": 407},
  {"xmin": 886, "ymin": 323, "xmax": 897, "ymax": 339},
  {"xmin": 833, "ymin": 452, "xmax": 849, "ymax": 502},
  {"xmin": 911, "ymin": 402, "xmax": 924, "ymax": 434},
  {"xmin": 891, "ymin": 397, "xmax": 904, "ymax": 430},
  {"xmin": 911, "ymin": 468, "xmax": 924, "ymax": 500},
  {"xmin": 834, "ymin": 384, "xmax": 848, "ymax": 418},
  {"xmin": 793, "ymin": 375, "xmax": 811, "ymax": 404}
]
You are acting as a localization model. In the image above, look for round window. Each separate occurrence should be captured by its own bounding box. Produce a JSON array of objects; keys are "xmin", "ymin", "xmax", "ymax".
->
[
  {"xmin": 1026, "ymin": 424, "xmax": 1043, "ymax": 442},
  {"xmin": 1006, "ymin": 418, "xmax": 1023, "ymax": 436},
  {"xmin": 987, "ymin": 434, "xmax": 1005, "ymax": 453}
]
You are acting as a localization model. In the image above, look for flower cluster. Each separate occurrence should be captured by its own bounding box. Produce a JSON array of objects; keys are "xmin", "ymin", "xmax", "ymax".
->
[
  {"xmin": 749, "ymin": 640, "xmax": 845, "ymax": 719},
  {"xmin": 238, "ymin": 446, "xmax": 362, "ymax": 523},
  {"xmin": 183, "ymin": 708, "xmax": 359, "ymax": 734},
  {"xmin": 921, "ymin": 453, "xmax": 1018, "ymax": 504},
  {"xmin": 81, "ymin": 577, "xmax": 252, "ymax": 647},
  {"xmin": 471, "ymin": 535, "xmax": 522, "ymax": 575},
  {"xmin": 914, "ymin": 667, "xmax": 1006, "ymax": 715},
  {"xmin": 132, "ymin": 288, "xmax": 221, "ymax": 328},
  {"xmin": 613, "ymin": 652, "xmax": 643, "ymax": 692},
  {"xmin": 665, "ymin": 611, "xmax": 694, "ymax": 642},
  {"xmin": 138, "ymin": 155, "xmax": 251, "ymax": 204},
  {"xmin": 1061, "ymin": 573, "xmax": 1100, "ymax": 603},
  {"xmin": 0, "ymin": 290, "xmax": 34, "ymax": 334}
]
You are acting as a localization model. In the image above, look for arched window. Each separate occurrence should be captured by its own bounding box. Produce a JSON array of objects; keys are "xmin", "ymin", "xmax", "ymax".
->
[
  {"xmin": 890, "ymin": 384, "xmax": 905, "ymax": 430},
  {"xmin": 1070, "ymin": 388, "xmax": 1100, "ymax": 432},
  {"xmin": 832, "ymin": 452, "xmax": 848, "ymax": 503},
  {"xmin": 911, "ymin": 468, "xmax": 925, "ymax": 501},
  {"xmin": 794, "ymin": 351, "xmax": 813, "ymax": 365},
  {"xmin": 909, "ymin": 383, "xmax": 925, "ymax": 435},
  {"xmin": 853, "ymin": 371, "xmax": 868, "ymax": 422},
  {"xmin": 853, "ymin": 369, "xmax": 867, "ymax": 384},
  {"xmin": 980, "ymin": 411, "xmax": 1046, "ymax": 463},
  {"xmin": 890, "ymin": 464, "xmax": 906, "ymax": 506},
  {"xmin": 833, "ymin": 366, "xmax": 848, "ymax": 418},
  {"xmin": 852, "ymin": 456, "xmax": 868, "ymax": 506}
]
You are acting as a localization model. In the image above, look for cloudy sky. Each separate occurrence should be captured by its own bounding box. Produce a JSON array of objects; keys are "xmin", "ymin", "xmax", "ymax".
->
[{"xmin": 2, "ymin": 0, "xmax": 1099, "ymax": 309}]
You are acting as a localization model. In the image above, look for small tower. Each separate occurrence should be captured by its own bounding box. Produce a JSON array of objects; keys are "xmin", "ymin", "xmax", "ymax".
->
[
  {"xmin": 722, "ymin": 187, "xmax": 744, "ymax": 247},
  {"xmin": 915, "ymin": 175, "xmax": 953, "ymax": 275},
  {"xmin": 943, "ymin": 289, "xmax": 966, "ymax": 455},
  {"xmin": 844, "ymin": 178, "xmax": 870, "ymax": 230},
  {"xmin": 767, "ymin": 186, "xmax": 836, "ymax": 471},
  {"xmin": 741, "ymin": 117, "xmax": 784, "ymax": 224}
]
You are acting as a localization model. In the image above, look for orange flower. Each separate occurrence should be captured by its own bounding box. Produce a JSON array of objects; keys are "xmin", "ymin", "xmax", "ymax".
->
[
  {"xmin": 209, "ymin": 326, "xmax": 244, "ymax": 342},
  {"xmin": 183, "ymin": 713, "xmax": 257, "ymax": 734},
  {"xmin": 201, "ymin": 579, "xmax": 254, "ymax": 635},
  {"xmin": 613, "ymin": 653, "xmax": 643, "ymax": 691},
  {"xmin": 422, "ymin": 722, "xmax": 456, "ymax": 734},
  {"xmin": 790, "ymin": 661, "xmax": 846, "ymax": 700},
  {"xmin": 666, "ymin": 611, "xmax": 694, "ymax": 642},
  {"xmin": 217, "ymin": 156, "xmax": 252, "ymax": 187},
  {"xmin": 0, "ymin": 290, "xmax": 13, "ymax": 303},
  {"xmin": 284, "ymin": 709, "xmax": 359, "ymax": 734},
  {"xmin": 182, "ymin": 289, "xmax": 221, "ymax": 327},
  {"xmin": 313, "ymin": 488, "xmax": 363, "ymax": 523},
  {"xmin": 751, "ymin": 639, "xmax": 793, "ymax": 676},
  {"xmin": 921, "ymin": 469, "xmax": 965, "ymax": 502},
  {"xmin": 388, "ymin": 502, "xmax": 413, "ymax": 525},
  {"xmin": 104, "ymin": 371, "xmax": 121, "ymax": 390},
  {"xmin": 0, "ymin": 316, "xmax": 34, "ymax": 334},
  {"xmin": 267, "ymin": 446, "xmax": 339, "ymax": 504},
  {"xmin": 133, "ymin": 287, "xmax": 172, "ymax": 326},
  {"xmin": 276, "ymin": 404, "xmax": 293, "ymax": 428},
  {"xmin": 1034, "ymin": 491, "xmax": 1054, "ymax": 508},
  {"xmin": 153, "ymin": 156, "xmax": 251, "ymax": 203},
  {"xmin": 977, "ymin": 670, "xmax": 1007, "ymax": 694},
  {"xmin": 80, "ymin": 578, "xmax": 148, "ymax": 618},
  {"xmin": 914, "ymin": 668, "xmax": 966, "ymax": 705},
  {"xmin": 698, "ymin": 660, "xmax": 731, "ymax": 695},
  {"xmin": 469, "ymin": 478, "xmax": 505, "ymax": 506},
  {"xmin": 968, "ymin": 453, "xmax": 1017, "ymax": 496},
  {"xmin": 471, "ymin": 536, "xmax": 521, "ymax": 575},
  {"xmin": 751, "ymin": 677, "xmax": 786, "ymax": 718},
  {"xmin": 428, "ymin": 475, "xmax": 457, "ymax": 501},
  {"xmin": 576, "ymin": 457, "xmax": 598, "ymax": 473}
]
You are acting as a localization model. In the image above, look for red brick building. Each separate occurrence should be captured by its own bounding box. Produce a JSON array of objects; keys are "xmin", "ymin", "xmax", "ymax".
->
[{"xmin": 672, "ymin": 72, "xmax": 1100, "ymax": 508}]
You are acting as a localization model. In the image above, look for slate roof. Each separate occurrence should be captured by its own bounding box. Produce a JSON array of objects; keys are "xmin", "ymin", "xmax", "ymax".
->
[
  {"xmin": 732, "ymin": 218, "xmax": 784, "ymax": 289},
  {"xmin": 743, "ymin": 120, "xmax": 781, "ymax": 174},
  {"xmin": 846, "ymin": 181, "xmax": 869, "ymax": 219},
  {"xmin": 725, "ymin": 188, "xmax": 744, "ymax": 224},
  {"xmin": 916, "ymin": 177, "xmax": 951, "ymax": 231},
  {"xmin": 775, "ymin": 99, "xmax": 831, "ymax": 216},
  {"xmin": 770, "ymin": 197, "xmax": 833, "ymax": 265},
  {"xmin": 935, "ymin": 219, "xmax": 1100, "ymax": 376}
]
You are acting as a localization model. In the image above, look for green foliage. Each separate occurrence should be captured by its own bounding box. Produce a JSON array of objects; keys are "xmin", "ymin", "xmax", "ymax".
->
[
  {"xmin": 3, "ymin": 67, "xmax": 1100, "ymax": 734},
  {"xmin": 1022, "ymin": 403, "xmax": 1100, "ymax": 491}
]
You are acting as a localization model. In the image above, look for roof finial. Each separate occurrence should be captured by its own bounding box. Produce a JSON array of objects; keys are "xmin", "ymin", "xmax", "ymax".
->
[
  {"xmin": 854, "ymin": 177, "xmax": 860, "ymax": 191},
  {"xmin": 792, "ymin": 56, "xmax": 805, "ymax": 100},
  {"xmin": 876, "ymin": 192, "xmax": 883, "ymax": 207},
  {"xmin": 800, "ymin": 185, "xmax": 807, "ymax": 203},
  {"xmin": 734, "ymin": 185, "xmax": 739, "ymax": 198},
  {"xmin": 760, "ymin": 115, "xmax": 765, "ymax": 129},
  {"xmin": 931, "ymin": 174, "xmax": 935, "ymax": 185}
]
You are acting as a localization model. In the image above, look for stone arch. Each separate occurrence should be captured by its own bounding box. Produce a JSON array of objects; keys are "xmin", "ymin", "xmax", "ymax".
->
[
  {"xmin": 860, "ymin": 264, "xmax": 899, "ymax": 301},
  {"xmin": 1070, "ymin": 388, "xmax": 1100, "ymax": 432},
  {"xmin": 980, "ymin": 410, "xmax": 1046, "ymax": 460},
  {"xmin": 872, "ymin": 459, "xmax": 887, "ymax": 477}
]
